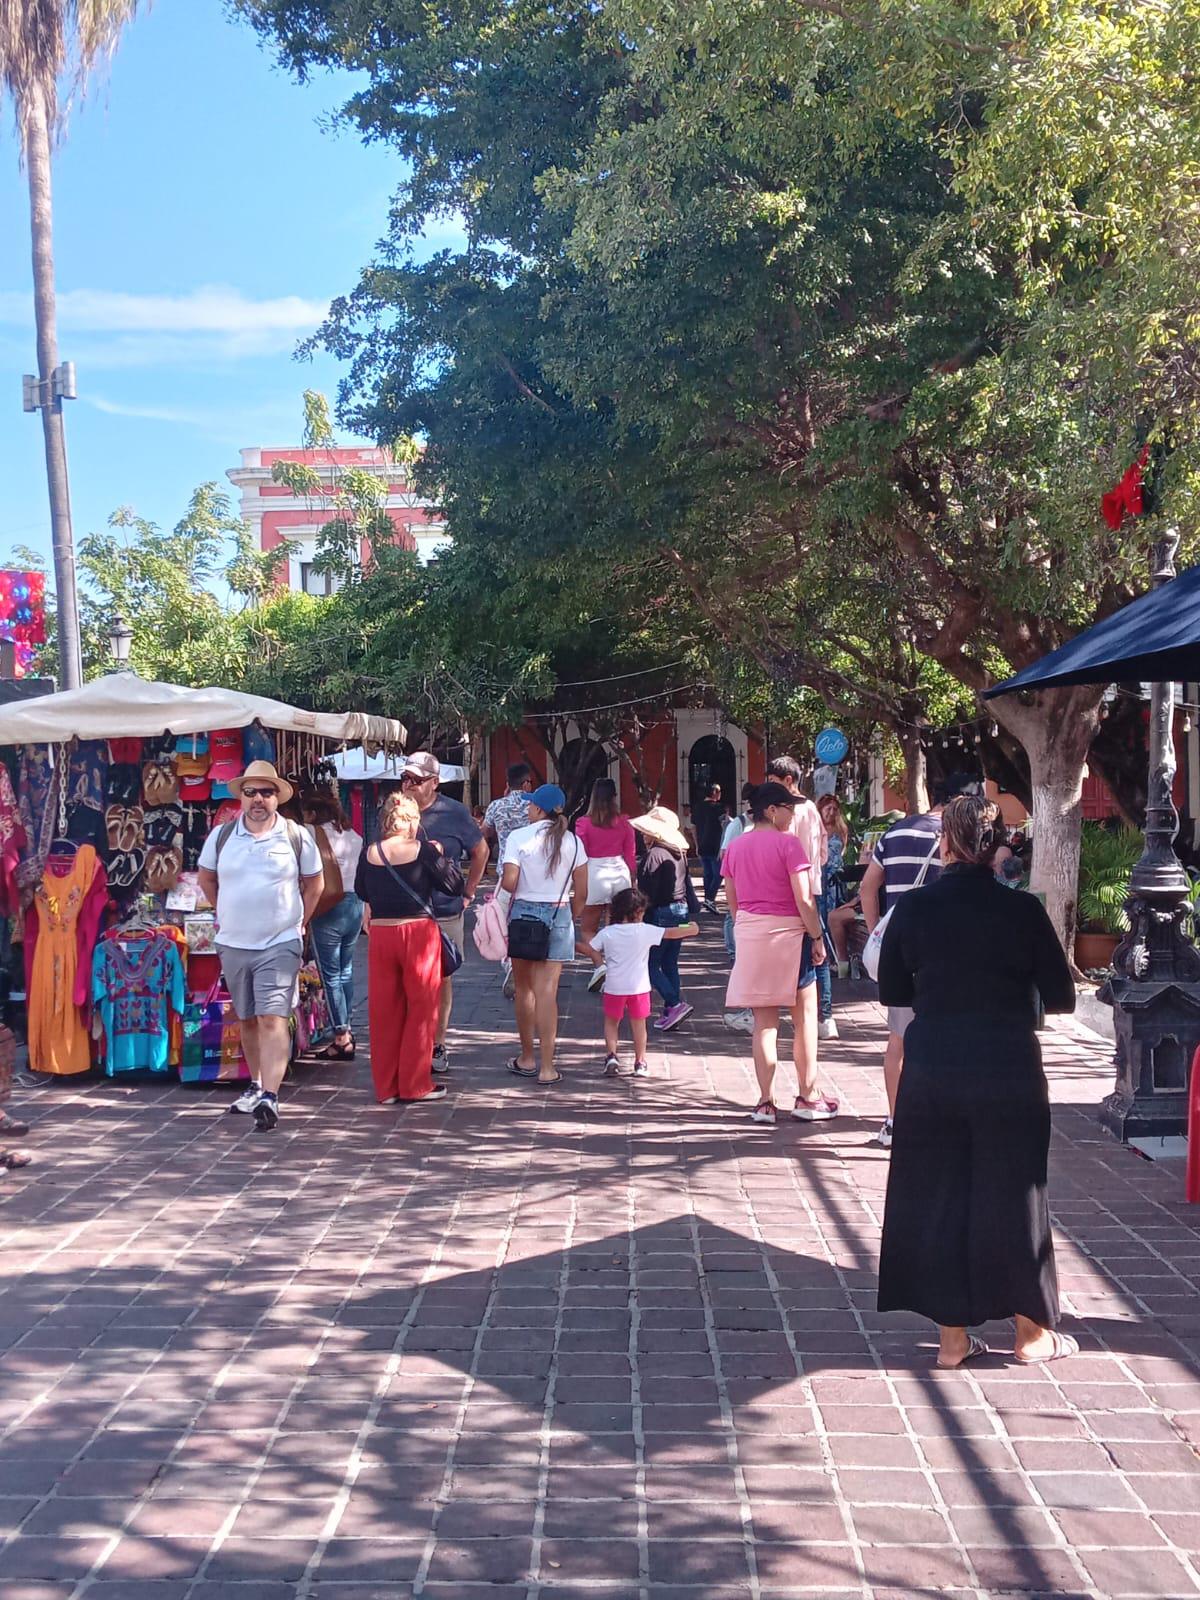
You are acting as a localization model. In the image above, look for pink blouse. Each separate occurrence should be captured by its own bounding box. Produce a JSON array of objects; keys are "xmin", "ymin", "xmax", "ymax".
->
[{"xmin": 576, "ymin": 815, "xmax": 636, "ymax": 876}]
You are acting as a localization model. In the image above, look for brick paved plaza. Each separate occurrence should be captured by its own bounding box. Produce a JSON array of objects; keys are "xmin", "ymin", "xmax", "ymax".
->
[{"xmin": 3, "ymin": 927, "xmax": 1200, "ymax": 1599}]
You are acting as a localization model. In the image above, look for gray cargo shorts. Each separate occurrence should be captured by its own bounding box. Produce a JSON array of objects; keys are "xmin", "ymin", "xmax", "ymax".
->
[{"xmin": 217, "ymin": 940, "xmax": 303, "ymax": 1021}]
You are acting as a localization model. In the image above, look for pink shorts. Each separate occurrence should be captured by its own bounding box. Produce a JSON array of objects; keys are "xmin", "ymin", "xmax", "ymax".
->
[{"xmin": 603, "ymin": 991, "xmax": 652, "ymax": 1021}]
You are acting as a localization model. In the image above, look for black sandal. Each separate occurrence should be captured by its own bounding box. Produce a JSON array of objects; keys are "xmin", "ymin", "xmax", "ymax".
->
[
  {"xmin": 507, "ymin": 1058, "xmax": 538, "ymax": 1078},
  {"xmin": 0, "ymin": 1117, "xmax": 29, "ymax": 1137},
  {"xmin": 315, "ymin": 1039, "xmax": 355, "ymax": 1060}
]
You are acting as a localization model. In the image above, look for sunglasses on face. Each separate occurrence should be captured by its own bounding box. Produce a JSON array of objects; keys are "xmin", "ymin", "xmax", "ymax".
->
[
  {"xmin": 400, "ymin": 773, "xmax": 433, "ymax": 787},
  {"xmin": 241, "ymin": 786, "xmax": 279, "ymax": 799}
]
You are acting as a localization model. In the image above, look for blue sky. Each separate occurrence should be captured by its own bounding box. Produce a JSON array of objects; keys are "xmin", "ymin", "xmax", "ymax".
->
[{"xmin": 0, "ymin": 0, "xmax": 457, "ymax": 570}]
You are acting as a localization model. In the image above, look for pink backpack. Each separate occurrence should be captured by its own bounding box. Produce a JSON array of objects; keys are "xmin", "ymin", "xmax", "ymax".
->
[{"xmin": 472, "ymin": 893, "xmax": 509, "ymax": 961}]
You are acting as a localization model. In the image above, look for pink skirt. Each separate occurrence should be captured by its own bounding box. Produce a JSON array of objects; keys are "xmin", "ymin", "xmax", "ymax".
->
[{"xmin": 725, "ymin": 911, "xmax": 806, "ymax": 1007}]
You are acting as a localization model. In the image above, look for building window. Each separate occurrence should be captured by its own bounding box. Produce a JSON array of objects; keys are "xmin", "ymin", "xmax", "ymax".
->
[{"xmin": 300, "ymin": 562, "xmax": 334, "ymax": 597}]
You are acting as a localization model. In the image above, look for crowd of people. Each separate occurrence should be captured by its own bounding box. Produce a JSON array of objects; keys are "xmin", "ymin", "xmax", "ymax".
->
[{"xmin": 3, "ymin": 744, "xmax": 1077, "ymax": 1369}]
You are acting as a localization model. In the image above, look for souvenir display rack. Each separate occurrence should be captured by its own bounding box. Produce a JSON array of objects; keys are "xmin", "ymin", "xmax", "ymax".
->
[{"xmin": 0, "ymin": 675, "xmax": 404, "ymax": 1085}]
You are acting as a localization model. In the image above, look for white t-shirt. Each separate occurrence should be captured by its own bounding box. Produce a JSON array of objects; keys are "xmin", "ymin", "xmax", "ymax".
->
[
  {"xmin": 198, "ymin": 815, "xmax": 323, "ymax": 950},
  {"xmin": 502, "ymin": 821, "xmax": 588, "ymax": 902},
  {"xmin": 320, "ymin": 822, "xmax": 364, "ymax": 889},
  {"xmin": 591, "ymin": 922, "xmax": 665, "ymax": 996}
]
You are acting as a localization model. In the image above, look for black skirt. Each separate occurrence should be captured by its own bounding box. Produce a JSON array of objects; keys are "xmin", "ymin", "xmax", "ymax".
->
[{"xmin": 877, "ymin": 1023, "xmax": 1059, "ymax": 1329}]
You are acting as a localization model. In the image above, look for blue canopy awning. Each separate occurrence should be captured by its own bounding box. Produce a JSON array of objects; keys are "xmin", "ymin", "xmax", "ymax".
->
[{"xmin": 986, "ymin": 563, "xmax": 1200, "ymax": 698}]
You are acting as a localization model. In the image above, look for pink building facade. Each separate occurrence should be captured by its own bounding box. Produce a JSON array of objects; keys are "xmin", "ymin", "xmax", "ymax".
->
[{"xmin": 226, "ymin": 446, "xmax": 449, "ymax": 593}]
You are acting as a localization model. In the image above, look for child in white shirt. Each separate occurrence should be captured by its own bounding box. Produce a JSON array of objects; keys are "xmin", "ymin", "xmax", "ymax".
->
[{"xmin": 579, "ymin": 888, "xmax": 698, "ymax": 1077}]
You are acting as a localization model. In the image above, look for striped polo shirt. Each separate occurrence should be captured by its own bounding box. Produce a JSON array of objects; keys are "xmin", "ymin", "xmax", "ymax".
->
[{"xmin": 871, "ymin": 812, "xmax": 943, "ymax": 907}]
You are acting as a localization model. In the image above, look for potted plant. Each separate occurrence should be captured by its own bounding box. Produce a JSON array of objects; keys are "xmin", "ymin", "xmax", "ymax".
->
[{"xmin": 1075, "ymin": 821, "xmax": 1143, "ymax": 971}]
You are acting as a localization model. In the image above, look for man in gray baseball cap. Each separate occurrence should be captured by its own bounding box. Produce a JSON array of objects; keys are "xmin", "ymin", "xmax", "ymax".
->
[{"xmin": 396, "ymin": 753, "xmax": 490, "ymax": 1074}]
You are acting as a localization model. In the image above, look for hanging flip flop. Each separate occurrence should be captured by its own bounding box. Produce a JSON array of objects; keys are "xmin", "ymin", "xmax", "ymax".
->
[
  {"xmin": 936, "ymin": 1334, "xmax": 988, "ymax": 1370},
  {"xmin": 1015, "ymin": 1330, "xmax": 1080, "ymax": 1365}
]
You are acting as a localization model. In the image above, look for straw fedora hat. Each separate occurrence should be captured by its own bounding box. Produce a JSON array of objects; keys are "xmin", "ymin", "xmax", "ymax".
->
[
  {"xmin": 631, "ymin": 805, "xmax": 690, "ymax": 855},
  {"xmin": 229, "ymin": 760, "xmax": 294, "ymax": 805}
]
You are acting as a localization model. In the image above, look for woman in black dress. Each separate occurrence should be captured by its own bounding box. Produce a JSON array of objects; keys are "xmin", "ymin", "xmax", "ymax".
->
[{"xmin": 877, "ymin": 795, "xmax": 1077, "ymax": 1369}]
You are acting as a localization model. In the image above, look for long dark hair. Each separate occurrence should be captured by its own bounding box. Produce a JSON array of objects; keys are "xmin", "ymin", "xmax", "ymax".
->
[
  {"xmin": 588, "ymin": 777, "xmax": 619, "ymax": 829},
  {"xmin": 541, "ymin": 811, "xmax": 571, "ymax": 873}
]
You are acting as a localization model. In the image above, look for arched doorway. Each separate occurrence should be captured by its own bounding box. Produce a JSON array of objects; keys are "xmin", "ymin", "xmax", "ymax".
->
[
  {"xmin": 557, "ymin": 737, "xmax": 610, "ymax": 816},
  {"xmin": 688, "ymin": 734, "xmax": 737, "ymax": 815}
]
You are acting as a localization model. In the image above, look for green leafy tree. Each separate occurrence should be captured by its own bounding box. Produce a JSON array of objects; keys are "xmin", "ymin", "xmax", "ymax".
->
[{"xmin": 240, "ymin": 0, "xmax": 1200, "ymax": 947}]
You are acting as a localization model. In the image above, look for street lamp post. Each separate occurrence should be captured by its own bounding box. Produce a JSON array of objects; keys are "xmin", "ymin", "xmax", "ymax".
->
[
  {"xmin": 1100, "ymin": 525, "xmax": 1200, "ymax": 1140},
  {"xmin": 108, "ymin": 615, "xmax": 134, "ymax": 672}
]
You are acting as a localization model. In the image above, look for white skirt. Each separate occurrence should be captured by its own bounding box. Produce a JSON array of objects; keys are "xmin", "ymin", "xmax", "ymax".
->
[{"xmin": 586, "ymin": 856, "xmax": 633, "ymax": 907}]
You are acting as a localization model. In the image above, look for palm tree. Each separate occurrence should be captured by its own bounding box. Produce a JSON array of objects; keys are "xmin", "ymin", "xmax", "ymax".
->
[{"xmin": 0, "ymin": 1, "xmax": 145, "ymax": 688}]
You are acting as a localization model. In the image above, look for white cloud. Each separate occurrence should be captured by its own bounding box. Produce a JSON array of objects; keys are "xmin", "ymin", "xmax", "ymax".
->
[
  {"xmin": 0, "ymin": 285, "xmax": 330, "ymax": 366},
  {"xmin": 83, "ymin": 393, "xmax": 306, "ymax": 444}
]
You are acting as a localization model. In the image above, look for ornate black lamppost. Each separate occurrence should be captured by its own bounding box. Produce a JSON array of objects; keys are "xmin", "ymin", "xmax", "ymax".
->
[{"xmin": 1100, "ymin": 525, "xmax": 1200, "ymax": 1140}]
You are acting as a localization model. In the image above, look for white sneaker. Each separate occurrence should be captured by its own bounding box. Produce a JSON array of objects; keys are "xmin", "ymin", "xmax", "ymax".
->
[
  {"xmin": 875, "ymin": 1118, "xmax": 894, "ymax": 1149},
  {"xmin": 587, "ymin": 964, "xmax": 607, "ymax": 994},
  {"xmin": 818, "ymin": 1017, "xmax": 839, "ymax": 1040},
  {"xmin": 229, "ymin": 1082, "xmax": 263, "ymax": 1114},
  {"xmin": 724, "ymin": 1009, "xmax": 754, "ymax": 1034}
]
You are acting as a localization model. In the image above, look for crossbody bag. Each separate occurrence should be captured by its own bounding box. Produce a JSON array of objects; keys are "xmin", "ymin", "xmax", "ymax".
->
[
  {"xmin": 862, "ymin": 831, "xmax": 941, "ymax": 982},
  {"xmin": 377, "ymin": 853, "xmax": 464, "ymax": 978},
  {"xmin": 508, "ymin": 838, "xmax": 580, "ymax": 963}
]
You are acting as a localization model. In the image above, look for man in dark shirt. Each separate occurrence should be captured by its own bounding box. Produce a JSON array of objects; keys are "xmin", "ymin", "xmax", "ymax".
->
[
  {"xmin": 693, "ymin": 784, "xmax": 727, "ymax": 913},
  {"xmin": 399, "ymin": 752, "xmax": 490, "ymax": 1074}
]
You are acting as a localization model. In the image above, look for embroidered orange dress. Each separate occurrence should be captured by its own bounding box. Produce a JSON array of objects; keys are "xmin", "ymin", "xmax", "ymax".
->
[{"xmin": 29, "ymin": 845, "xmax": 103, "ymax": 1075}]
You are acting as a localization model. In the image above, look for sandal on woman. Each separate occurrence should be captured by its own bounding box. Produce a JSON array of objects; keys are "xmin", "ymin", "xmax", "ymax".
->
[
  {"xmin": 536, "ymin": 1072, "xmax": 563, "ymax": 1085},
  {"xmin": 1015, "ymin": 1330, "xmax": 1079, "ymax": 1365},
  {"xmin": 936, "ymin": 1334, "xmax": 988, "ymax": 1370},
  {"xmin": 0, "ymin": 1148, "xmax": 32, "ymax": 1170},
  {"xmin": 315, "ymin": 1038, "xmax": 356, "ymax": 1061},
  {"xmin": 507, "ymin": 1058, "xmax": 538, "ymax": 1078},
  {"xmin": 0, "ymin": 1116, "xmax": 29, "ymax": 1137}
]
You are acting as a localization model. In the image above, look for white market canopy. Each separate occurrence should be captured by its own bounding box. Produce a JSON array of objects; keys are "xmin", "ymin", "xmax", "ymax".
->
[
  {"xmin": 0, "ymin": 673, "xmax": 406, "ymax": 749},
  {"xmin": 330, "ymin": 748, "xmax": 465, "ymax": 784}
]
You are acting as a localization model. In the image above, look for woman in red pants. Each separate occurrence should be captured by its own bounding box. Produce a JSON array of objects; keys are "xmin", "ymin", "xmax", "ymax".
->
[{"xmin": 354, "ymin": 793, "xmax": 464, "ymax": 1103}]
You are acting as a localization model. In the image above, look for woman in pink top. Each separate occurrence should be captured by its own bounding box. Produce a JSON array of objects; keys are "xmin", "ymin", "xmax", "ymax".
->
[
  {"xmin": 723, "ymin": 782, "xmax": 837, "ymax": 1128},
  {"xmin": 576, "ymin": 778, "xmax": 637, "ymax": 987}
]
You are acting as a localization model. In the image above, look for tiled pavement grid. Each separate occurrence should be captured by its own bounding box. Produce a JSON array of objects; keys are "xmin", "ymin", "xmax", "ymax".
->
[{"xmin": 2, "ymin": 916, "xmax": 1200, "ymax": 1600}]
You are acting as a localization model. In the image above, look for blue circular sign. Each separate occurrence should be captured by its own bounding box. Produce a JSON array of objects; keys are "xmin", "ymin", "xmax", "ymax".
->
[{"xmin": 814, "ymin": 726, "xmax": 849, "ymax": 765}]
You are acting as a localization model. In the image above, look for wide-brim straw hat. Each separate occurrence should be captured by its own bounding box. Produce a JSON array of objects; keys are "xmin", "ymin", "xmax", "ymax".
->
[
  {"xmin": 228, "ymin": 760, "xmax": 294, "ymax": 805},
  {"xmin": 631, "ymin": 805, "xmax": 690, "ymax": 855}
]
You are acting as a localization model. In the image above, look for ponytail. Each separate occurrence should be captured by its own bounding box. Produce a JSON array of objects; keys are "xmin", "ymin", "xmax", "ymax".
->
[{"xmin": 542, "ymin": 812, "xmax": 571, "ymax": 873}]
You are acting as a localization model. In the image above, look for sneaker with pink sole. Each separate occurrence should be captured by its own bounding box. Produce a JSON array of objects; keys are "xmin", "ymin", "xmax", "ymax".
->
[{"xmin": 792, "ymin": 1094, "xmax": 839, "ymax": 1121}]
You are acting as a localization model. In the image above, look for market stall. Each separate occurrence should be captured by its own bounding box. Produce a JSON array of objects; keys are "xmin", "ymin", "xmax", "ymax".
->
[{"xmin": 0, "ymin": 674, "xmax": 405, "ymax": 1086}]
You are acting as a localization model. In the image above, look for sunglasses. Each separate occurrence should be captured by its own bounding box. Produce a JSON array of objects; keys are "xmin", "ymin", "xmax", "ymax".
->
[
  {"xmin": 400, "ymin": 772, "xmax": 434, "ymax": 786},
  {"xmin": 241, "ymin": 786, "xmax": 279, "ymax": 799}
]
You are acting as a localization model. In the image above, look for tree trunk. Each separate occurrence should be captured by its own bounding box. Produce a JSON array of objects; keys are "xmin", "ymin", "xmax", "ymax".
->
[
  {"xmin": 897, "ymin": 725, "xmax": 928, "ymax": 813},
  {"xmin": 26, "ymin": 86, "xmax": 83, "ymax": 690},
  {"xmin": 991, "ymin": 685, "xmax": 1104, "ymax": 953}
]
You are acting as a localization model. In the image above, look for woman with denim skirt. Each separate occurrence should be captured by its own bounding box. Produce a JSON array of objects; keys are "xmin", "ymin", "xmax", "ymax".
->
[
  {"xmin": 632, "ymin": 807, "xmax": 701, "ymax": 1032},
  {"xmin": 501, "ymin": 785, "xmax": 589, "ymax": 1084}
]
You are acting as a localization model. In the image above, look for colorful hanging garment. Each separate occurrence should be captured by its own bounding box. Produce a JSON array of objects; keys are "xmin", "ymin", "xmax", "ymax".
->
[
  {"xmin": 91, "ymin": 932, "xmax": 185, "ymax": 1077},
  {"xmin": 26, "ymin": 845, "xmax": 107, "ymax": 1075}
]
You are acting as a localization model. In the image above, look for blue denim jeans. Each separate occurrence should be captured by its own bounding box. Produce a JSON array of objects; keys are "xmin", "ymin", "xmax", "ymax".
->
[
  {"xmin": 648, "ymin": 901, "xmax": 690, "ymax": 1008},
  {"xmin": 700, "ymin": 855, "xmax": 722, "ymax": 903},
  {"xmin": 310, "ymin": 893, "xmax": 363, "ymax": 1032},
  {"xmin": 815, "ymin": 890, "xmax": 833, "ymax": 1021}
]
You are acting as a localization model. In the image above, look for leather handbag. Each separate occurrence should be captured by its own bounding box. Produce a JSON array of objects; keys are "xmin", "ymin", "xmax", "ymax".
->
[
  {"xmin": 379, "ymin": 855, "xmax": 463, "ymax": 977},
  {"xmin": 507, "ymin": 839, "xmax": 579, "ymax": 963},
  {"xmin": 310, "ymin": 825, "xmax": 344, "ymax": 920}
]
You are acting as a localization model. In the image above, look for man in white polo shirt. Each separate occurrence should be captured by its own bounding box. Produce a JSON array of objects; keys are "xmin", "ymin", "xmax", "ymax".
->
[{"xmin": 197, "ymin": 760, "xmax": 324, "ymax": 1132}]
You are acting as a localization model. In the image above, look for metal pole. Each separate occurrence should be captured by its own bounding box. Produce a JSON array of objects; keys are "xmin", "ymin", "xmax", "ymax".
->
[
  {"xmin": 1128, "ymin": 527, "xmax": 1190, "ymax": 909},
  {"xmin": 1100, "ymin": 522, "xmax": 1200, "ymax": 1140},
  {"xmin": 25, "ymin": 87, "xmax": 83, "ymax": 690}
]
